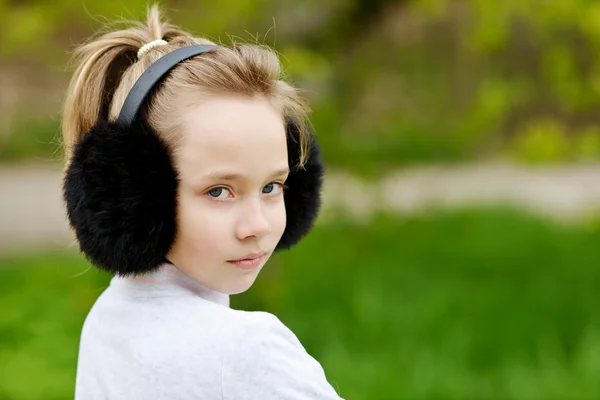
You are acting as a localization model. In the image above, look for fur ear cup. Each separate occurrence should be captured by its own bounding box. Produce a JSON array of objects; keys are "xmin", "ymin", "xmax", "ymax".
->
[
  {"xmin": 276, "ymin": 120, "xmax": 325, "ymax": 250},
  {"xmin": 62, "ymin": 120, "xmax": 178, "ymax": 275}
]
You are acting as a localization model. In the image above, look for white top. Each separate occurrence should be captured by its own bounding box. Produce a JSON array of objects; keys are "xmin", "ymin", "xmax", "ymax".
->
[{"xmin": 74, "ymin": 263, "xmax": 344, "ymax": 399}]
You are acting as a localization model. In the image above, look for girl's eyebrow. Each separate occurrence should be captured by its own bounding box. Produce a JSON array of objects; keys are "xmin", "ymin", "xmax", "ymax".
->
[
  {"xmin": 203, "ymin": 167, "xmax": 290, "ymax": 182},
  {"xmin": 270, "ymin": 167, "xmax": 291, "ymax": 177}
]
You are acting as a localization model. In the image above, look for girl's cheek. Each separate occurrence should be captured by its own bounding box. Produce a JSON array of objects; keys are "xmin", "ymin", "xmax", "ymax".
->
[{"xmin": 271, "ymin": 203, "xmax": 287, "ymax": 236}]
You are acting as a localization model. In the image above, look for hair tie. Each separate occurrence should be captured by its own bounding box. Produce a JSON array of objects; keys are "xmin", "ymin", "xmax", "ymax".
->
[{"xmin": 137, "ymin": 39, "xmax": 168, "ymax": 60}]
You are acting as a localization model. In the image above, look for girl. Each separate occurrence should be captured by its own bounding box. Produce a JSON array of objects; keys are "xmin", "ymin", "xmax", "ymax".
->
[{"xmin": 61, "ymin": 4, "xmax": 344, "ymax": 399}]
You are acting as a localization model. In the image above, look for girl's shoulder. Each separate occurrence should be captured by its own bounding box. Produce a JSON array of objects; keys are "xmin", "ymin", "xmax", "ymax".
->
[
  {"xmin": 221, "ymin": 310, "xmax": 344, "ymax": 398},
  {"xmin": 225, "ymin": 309, "xmax": 310, "ymax": 365},
  {"xmin": 231, "ymin": 309, "xmax": 298, "ymax": 340}
]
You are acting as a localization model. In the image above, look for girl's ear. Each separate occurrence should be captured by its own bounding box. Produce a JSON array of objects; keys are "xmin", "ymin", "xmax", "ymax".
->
[{"xmin": 275, "ymin": 119, "xmax": 324, "ymax": 250}]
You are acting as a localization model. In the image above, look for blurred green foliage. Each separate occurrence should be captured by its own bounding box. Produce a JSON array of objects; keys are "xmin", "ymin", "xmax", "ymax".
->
[
  {"xmin": 1, "ymin": 208, "xmax": 600, "ymax": 399},
  {"xmin": 0, "ymin": 116, "xmax": 62, "ymax": 162},
  {"xmin": 3, "ymin": 0, "xmax": 600, "ymax": 171}
]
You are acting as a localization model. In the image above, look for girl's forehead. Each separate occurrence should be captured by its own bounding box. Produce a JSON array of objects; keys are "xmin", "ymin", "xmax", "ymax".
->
[
  {"xmin": 178, "ymin": 94, "xmax": 284, "ymax": 129},
  {"xmin": 177, "ymin": 137, "xmax": 288, "ymax": 177},
  {"xmin": 175, "ymin": 96, "xmax": 288, "ymax": 179}
]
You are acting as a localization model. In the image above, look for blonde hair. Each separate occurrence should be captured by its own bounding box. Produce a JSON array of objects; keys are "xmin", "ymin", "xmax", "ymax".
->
[{"xmin": 61, "ymin": 4, "xmax": 312, "ymax": 166}]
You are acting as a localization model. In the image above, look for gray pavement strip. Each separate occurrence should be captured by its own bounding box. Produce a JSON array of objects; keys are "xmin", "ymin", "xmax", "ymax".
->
[{"xmin": 2, "ymin": 162, "xmax": 600, "ymax": 251}]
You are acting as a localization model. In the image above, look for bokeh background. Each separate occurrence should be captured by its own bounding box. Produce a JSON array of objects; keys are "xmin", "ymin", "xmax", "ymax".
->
[{"xmin": 2, "ymin": 1, "xmax": 600, "ymax": 399}]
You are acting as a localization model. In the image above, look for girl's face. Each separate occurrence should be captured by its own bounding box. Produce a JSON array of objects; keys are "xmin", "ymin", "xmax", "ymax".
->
[{"xmin": 165, "ymin": 94, "xmax": 289, "ymax": 295}]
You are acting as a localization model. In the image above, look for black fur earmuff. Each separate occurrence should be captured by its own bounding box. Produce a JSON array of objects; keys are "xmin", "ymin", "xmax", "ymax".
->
[{"xmin": 62, "ymin": 44, "xmax": 324, "ymax": 276}]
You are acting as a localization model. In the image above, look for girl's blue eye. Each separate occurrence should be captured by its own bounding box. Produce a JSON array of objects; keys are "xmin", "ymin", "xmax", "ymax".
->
[
  {"xmin": 208, "ymin": 187, "xmax": 231, "ymax": 199},
  {"xmin": 263, "ymin": 183, "xmax": 283, "ymax": 195}
]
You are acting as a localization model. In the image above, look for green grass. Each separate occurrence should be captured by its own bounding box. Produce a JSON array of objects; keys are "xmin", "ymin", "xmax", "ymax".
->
[
  {"xmin": 0, "ymin": 251, "xmax": 111, "ymax": 400},
  {"xmin": 1, "ymin": 208, "xmax": 600, "ymax": 399}
]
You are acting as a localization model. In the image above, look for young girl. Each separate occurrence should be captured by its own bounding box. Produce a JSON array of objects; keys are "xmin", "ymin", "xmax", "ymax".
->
[{"xmin": 61, "ymin": 5, "xmax": 344, "ymax": 399}]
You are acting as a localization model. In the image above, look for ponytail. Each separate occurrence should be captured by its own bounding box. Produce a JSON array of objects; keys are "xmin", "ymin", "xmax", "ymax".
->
[{"xmin": 61, "ymin": 4, "xmax": 191, "ymax": 160}]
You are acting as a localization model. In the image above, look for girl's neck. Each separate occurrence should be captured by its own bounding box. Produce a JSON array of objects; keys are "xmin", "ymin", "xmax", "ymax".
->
[{"xmin": 115, "ymin": 263, "xmax": 230, "ymax": 307}]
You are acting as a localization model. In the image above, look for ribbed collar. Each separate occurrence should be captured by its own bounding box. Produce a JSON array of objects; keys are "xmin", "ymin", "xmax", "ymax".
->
[{"xmin": 110, "ymin": 263, "xmax": 230, "ymax": 307}]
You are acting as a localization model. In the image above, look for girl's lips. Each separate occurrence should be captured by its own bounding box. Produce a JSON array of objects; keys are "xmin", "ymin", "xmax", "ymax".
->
[{"xmin": 227, "ymin": 253, "xmax": 265, "ymax": 270}]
